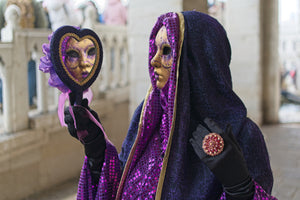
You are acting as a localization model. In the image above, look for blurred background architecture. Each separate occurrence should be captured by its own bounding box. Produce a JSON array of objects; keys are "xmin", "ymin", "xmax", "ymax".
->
[{"xmin": 0, "ymin": 0, "xmax": 299, "ymax": 199}]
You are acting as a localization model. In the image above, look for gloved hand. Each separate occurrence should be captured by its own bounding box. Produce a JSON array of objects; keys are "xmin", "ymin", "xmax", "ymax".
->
[
  {"xmin": 64, "ymin": 98, "xmax": 106, "ymax": 185},
  {"xmin": 190, "ymin": 118, "xmax": 254, "ymax": 200},
  {"xmin": 64, "ymin": 98, "xmax": 106, "ymax": 159}
]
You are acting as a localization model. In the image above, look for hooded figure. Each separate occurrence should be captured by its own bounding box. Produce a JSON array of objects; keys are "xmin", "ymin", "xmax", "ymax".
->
[{"xmin": 64, "ymin": 11, "xmax": 277, "ymax": 199}]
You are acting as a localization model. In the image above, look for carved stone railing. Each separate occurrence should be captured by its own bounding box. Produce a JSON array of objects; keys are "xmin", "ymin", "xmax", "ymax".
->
[
  {"xmin": 0, "ymin": 25, "xmax": 129, "ymax": 133},
  {"xmin": 93, "ymin": 24, "xmax": 129, "ymax": 92}
]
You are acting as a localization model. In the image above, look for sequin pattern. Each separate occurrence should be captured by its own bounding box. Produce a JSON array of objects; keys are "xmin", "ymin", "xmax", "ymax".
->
[
  {"xmin": 77, "ymin": 141, "xmax": 121, "ymax": 200},
  {"xmin": 119, "ymin": 12, "xmax": 180, "ymax": 199}
]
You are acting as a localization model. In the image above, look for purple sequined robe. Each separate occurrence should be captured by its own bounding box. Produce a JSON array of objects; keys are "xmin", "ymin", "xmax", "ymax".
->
[{"xmin": 77, "ymin": 11, "xmax": 277, "ymax": 200}]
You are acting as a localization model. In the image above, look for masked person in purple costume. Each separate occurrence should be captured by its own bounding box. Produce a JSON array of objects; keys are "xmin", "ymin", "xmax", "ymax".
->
[{"xmin": 63, "ymin": 11, "xmax": 277, "ymax": 199}]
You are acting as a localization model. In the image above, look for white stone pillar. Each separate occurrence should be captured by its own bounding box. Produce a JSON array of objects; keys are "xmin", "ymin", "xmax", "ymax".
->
[
  {"xmin": 225, "ymin": 0, "xmax": 279, "ymax": 124},
  {"xmin": 261, "ymin": 0, "xmax": 279, "ymax": 124},
  {"xmin": 120, "ymin": 43, "xmax": 129, "ymax": 87},
  {"xmin": 11, "ymin": 31, "xmax": 30, "ymax": 131},
  {"xmin": 106, "ymin": 37, "xmax": 113, "ymax": 89},
  {"xmin": 26, "ymin": 29, "xmax": 51, "ymax": 113},
  {"xmin": 225, "ymin": 0, "xmax": 263, "ymax": 124},
  {"xmin": 2, "ymin": 69, "xmax": 13, "ymax": 132},
  {"xmin": 183, "ymin": 0, "xmax": 208, "ymax": 13},
  {"xmin": 0, "ymin": 50, "xmax": 14, "ymax": 132},
  {"xmin": 99, "ymin": 38, "xmax": 110, "ymax": 92},
  {"xmin": 111, "ymin": 37, "xmax": 121, "ymax": 88},
  {"xmin": 35, "ymin": 51, "xmax": 48, "ymax": 113}
]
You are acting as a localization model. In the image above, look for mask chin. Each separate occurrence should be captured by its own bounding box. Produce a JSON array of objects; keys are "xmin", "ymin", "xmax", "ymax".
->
[{"xmin": 157, "ymin": 78, "xmax": 170, "ymax": 91}]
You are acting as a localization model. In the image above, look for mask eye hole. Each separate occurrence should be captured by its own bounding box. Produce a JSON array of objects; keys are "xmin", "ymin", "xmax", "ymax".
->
[
  {"xmin": 162, "ymin": 45, "xmax": 171, "ymax": 55},
  {"xmin": 88, "ymin": 47, "xmax": 96, "ymax": 56},
  {"xmin": 66, "ymin": 50, "xmax": 79, "ymax": 58}
]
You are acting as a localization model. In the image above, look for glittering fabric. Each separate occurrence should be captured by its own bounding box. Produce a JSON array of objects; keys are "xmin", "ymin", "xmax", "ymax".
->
[
  {"xmin": 77, "ymin": 141, "xmax": 121, "ymax": 200},
  {"xmin": 118, "ymin": 12, "xmax": 180, "ymax": 199},
  {"xmin": 119, "ymin": 11, "xmax": 276, "ymax": 200},
  {"xmin": 220, "ymin": 181, "xmax": 278, "ymax": 200}
]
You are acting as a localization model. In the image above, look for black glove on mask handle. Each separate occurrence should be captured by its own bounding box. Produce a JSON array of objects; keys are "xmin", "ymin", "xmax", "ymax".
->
[{"xmin": 64, "ymin": 98, "xmax": 106, "ymax": 185}]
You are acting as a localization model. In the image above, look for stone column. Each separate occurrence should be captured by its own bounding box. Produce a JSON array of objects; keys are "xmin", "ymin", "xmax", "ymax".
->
[
  {"xmin": 1, "ymin": 67, "xmax": 13, "ymax": 132},
  {"xmin": 35, "ymin": 51, "xmax": 48, "ymax": 113},
  {"xmin": 261, "ymin": 0, "xmax": 279, "ymax": 124},
  {"xmin": 0, "ymin": 45, "xmax": 14, "ymax": 132},
  {"xmin": 225, "ymin": 0, "xmax": 279, "ymax": 124},
  {"xmin": 183, "ymin": 0, "xmax": 208, "ymax": 13},
  {"xmin": 111, "ymin": 37, "xmax": 121, "ymax": 89},
  {"xmin": 11, "ymin": 31, "xmax": 30, "ymax": 131},
  {"xmin": 99, "ymin": 37, "xmax": 110, "ymax": 92},
  {"xmin": 225, "ymin": 0, "xmax": 263, "ymax": 124}
]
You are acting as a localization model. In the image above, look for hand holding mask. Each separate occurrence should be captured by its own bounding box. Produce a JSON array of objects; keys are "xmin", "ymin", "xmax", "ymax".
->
[{"xmin": 40, "ymin": 26, "xmax": 108, "ymax": 185}]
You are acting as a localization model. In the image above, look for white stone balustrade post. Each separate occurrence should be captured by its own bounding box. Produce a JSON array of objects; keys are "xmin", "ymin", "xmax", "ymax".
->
[
  {"xmin": 1, "ymin": 66, "xmax": 13, "ymax": 132},
  {"xmin": 35, "ymin": 51, "xmax": 48, "ymax": 113},
  {"xmin": 26, "ymin": 29, "xmax": 51, "ymax": 113},
  {"xmin": 11, "ymin": 31, "xmax": 30, "ymax": 131},
  {"xmin": 94, "ymin": 24, "xmax": 128, "ymax": 92},
  {"xmin": 120, "ymin": 41, "xmax": 129, "ymax": 87},
  {"xmin": 0, "ymin": 44, "xmax": 14, "ymax": 133},
  {"xmin": 53, "ymin": 88, "xmax": 59, "ymax": 107},
  {"xmin": 0, "ymin": 29, "xmax": 52, "ymax": 133},
  {"xmin": 99, "ymin": 39, "xmax": 109, "ymax": 92},
  {"xmin": 101, "ymin": 38, "xmax": 112, "ymax": 91},
  {"xmin": 111, "ymin": 37, "xmax": 121, "ymax": 88}
]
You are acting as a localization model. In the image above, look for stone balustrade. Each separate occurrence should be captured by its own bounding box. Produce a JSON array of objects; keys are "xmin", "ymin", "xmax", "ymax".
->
[
  {"xmin": 0, "ymin": 25, "xmax": 130, "ymax": 200},
  {"xmin": 0, "ymin": 24, "xmax": 129, "ymax": 134}
]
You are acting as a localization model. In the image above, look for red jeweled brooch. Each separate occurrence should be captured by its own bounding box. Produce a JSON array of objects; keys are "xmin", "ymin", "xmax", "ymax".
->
[{"xmin": 202, "ymin": 133, "xmax": 224, "ymax": 156}]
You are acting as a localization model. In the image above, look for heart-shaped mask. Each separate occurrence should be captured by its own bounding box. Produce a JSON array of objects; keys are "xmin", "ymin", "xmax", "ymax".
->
[{"xmin": 50, "ymin": 26, "xmax": 103, "ymax": 104}]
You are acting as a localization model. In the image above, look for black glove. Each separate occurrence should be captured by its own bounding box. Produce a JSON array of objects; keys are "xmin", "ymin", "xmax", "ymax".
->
[
  {"xmin": 190, "ymin": 118, "xmax": 254, "ymax": 200},
  {"xmin": 64, "ymin": 98, "xmax": 106, "ymax": 185}
]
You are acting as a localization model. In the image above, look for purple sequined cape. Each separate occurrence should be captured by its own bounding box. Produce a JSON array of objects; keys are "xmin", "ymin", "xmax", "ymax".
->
[{"xmin": 78, "ymin": 11, "xmax": 277, "ymax": 199}]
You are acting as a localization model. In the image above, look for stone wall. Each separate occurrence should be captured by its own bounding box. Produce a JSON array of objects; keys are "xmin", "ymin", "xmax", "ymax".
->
[{"xmin": 0, "ymin": 89, "xmax": 129, "ymax": 200}]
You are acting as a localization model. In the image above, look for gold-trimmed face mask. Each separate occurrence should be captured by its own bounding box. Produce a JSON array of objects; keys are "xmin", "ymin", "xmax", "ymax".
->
[
  {"xmin": 65, "ymin": 38, "xmax": 96, "ymax": 82},
  {"xmin": 151, "ymin": 26, "xmax": 173, "ymax": 89},
  {"xmin": 49, "ymin": 26, "xmax": 103, "ymax": 105}
]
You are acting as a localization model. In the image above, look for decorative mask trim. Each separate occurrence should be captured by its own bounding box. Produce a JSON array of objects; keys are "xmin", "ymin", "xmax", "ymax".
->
[
  {"xmin": 58, "ymin": 33, "xmax": 100, "ymax": 86},
  {"xmin": 50, "ymin": 26, "xmax": 103, "ymax": 95}
]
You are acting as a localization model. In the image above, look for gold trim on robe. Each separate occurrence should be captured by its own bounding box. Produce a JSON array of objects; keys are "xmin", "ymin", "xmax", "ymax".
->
[
  {"xmin": 155, "ymin": 12, "xmax": 185, "ymax": 200},
  {"xmin": 115, "ymin": 12, "xmax": 185, "ymax": 200}
]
